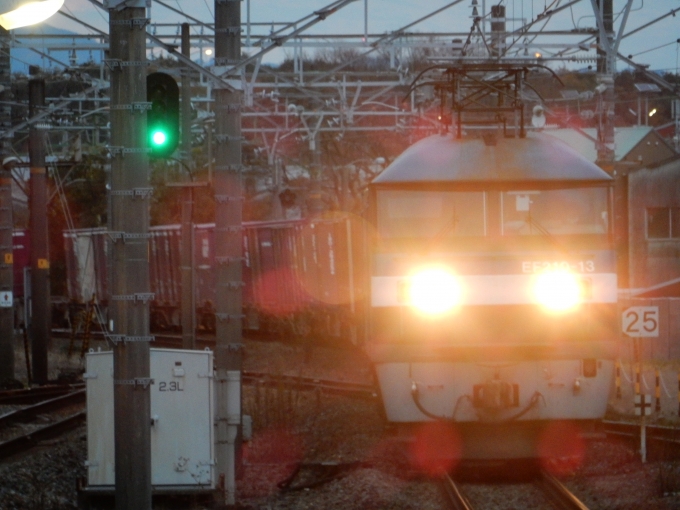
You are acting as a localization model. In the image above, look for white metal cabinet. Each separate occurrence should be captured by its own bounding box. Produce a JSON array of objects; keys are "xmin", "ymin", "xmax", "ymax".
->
[{"xmin": 85, "ymin": 348, "xmax": 215, "ymax": 488}]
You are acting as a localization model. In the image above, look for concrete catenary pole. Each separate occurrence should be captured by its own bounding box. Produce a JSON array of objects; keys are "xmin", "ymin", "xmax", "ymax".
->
[
  {"xmin": 107, "ymin": 1, "xmax": 153, "ymax": 507},
  {"xmin": 595, "ymin": 0, "xmax": 615, "ymax": 166},
  {"xmin": 214, "ymin": 0, "xmax": 243, "ymax": 504},
  {"xmin": 593, "ymin": 0, "xmax": 628, "ymax": 285},
  {"xmin": 28, "ymin": 79, "xmax": 49, "ymax": 386},
  {"xmin": 0, "ymin": 27, "xmax": 13, "ymax": 383},
  {"xmin": 180, "ymin": 22, "xmax": 196, "ymax": 350},
  {"xmin": 0, "ymin": 159, "xmax": 13, "ymax": 382}
]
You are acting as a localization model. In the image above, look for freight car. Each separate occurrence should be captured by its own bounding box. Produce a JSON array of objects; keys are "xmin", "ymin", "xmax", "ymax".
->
[
  {"xmin": 10, "ymin": 229, "xmax": 73, "ymax": 330},
  {"xmin": 63, "ymin": 215, "xmax": 367, "ymax": 343},
  {"xmin": 365, "ymin": 129, "xmax": 618, "ymax": 465}
]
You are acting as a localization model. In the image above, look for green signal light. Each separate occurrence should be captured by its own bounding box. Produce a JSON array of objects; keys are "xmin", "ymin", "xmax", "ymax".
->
[
  {"xmin": 151, "ymin": 130, "xmax": 167, "ymax": 146},
  {"xmin": 147, "ymin": 72, "xmax": 179, "ymax": 158}
]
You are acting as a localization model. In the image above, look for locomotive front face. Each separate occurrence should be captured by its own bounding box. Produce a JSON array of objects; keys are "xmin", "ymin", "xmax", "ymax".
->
[
  {"xmin": 366, "ymin": 134, "xmax": 618, "ymax": 460},
  {"xmin": 372, "ymin": 187, "xmax": 616, "ymax": 316}
]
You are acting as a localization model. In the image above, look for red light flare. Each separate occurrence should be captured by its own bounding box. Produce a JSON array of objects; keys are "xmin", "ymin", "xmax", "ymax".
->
[
  {"xmin": 537, "ymin": 421, "xmax": 586, "ymax": 476},
  {"xmin": 297, "ymin": 212, "xmax": 373, "ymax": 306},
  {"xmin": 408, "ymin": 421, "xmax": 462, "ymax": 477},
  {"xmin": 251, "ymin": 267, "xmax": 308, "ymax": 316},
  {"xmin": 241, "ymin": 427, "xmax": 304, "ymax": 497}
]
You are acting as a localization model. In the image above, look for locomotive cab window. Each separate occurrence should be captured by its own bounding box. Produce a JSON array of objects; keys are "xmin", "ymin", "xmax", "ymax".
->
[
  {"xmin": 501, "ymin": 187, "xmax": 609, "ymax": 236},
  {"xmin": 377, "ymin": 190, "xmax": 486, "ymax": 239}
]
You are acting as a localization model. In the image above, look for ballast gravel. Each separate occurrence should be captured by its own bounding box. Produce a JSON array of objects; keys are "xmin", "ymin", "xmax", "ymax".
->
[{"xmin": 1, "ymin": 338, "xmax": 680, "ymax": 509}]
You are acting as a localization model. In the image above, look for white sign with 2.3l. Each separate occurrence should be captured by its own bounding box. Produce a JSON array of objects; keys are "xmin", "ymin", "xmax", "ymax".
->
[{"xmin": 622, "ymin": 306, "xmax": 659, "ymax": 337}]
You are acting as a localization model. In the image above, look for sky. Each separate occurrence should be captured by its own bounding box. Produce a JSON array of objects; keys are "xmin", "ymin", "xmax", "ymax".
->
[{"xmin": 13, "ymin": 0, "xmax": 680, "ymax": 74}]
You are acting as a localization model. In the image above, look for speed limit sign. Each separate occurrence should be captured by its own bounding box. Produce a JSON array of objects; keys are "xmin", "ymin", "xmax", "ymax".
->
[{"xmin": 622, "ymin": 306, "xmax": 659, "ymax": 337}]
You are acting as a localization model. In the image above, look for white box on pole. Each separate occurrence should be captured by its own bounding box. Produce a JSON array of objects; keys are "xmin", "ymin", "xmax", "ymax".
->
[{"xmin": 85, "ymin": 348, "xmax": 215, "ymax": 488}]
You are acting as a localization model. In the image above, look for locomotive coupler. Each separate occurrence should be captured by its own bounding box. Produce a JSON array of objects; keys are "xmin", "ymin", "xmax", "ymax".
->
[{"xmin": 472, "ymin": 379, "xmax": 519, "ymax": 409}]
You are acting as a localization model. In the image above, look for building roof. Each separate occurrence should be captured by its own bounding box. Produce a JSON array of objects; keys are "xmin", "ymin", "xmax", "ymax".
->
[{"xmin": 545, "ymin": 126, "xmax": 673, "ymax": 164}]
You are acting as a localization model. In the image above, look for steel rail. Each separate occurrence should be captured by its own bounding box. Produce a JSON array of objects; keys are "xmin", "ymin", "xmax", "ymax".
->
[
  {"xmin": 243, "ymin": 371, "xmax": 376, "ymax": 400},
  {"xmin": 440, "ymin": 473, "xmax": 475, "ymax": 510},
  {"xmin": 0, "ymin": 389, "xmax": 85, "ymax": 428},
  {"xmin": 51, "ymin": 331, "xmax": 376, "ymax": 400},
  {"xmin": 0, "ymin": 384, "xmax": 84, "ymax": 406},
  {"xmin": 0, "ymin": 412, "xmax": 86, "ymax": 461},
  {"xmin": 540, "ymin": 471, "xmax": 590, "ymax": 510},
  {"xmin": 604, "ymin": 420, "xmax": 680, "ymax": 445}
]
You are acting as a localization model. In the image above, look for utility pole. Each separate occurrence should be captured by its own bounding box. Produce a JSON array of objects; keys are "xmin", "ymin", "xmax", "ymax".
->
[
  {"xmin": 308, "ymin": 135, "xmax": 324, "ymax": 216},
  {"xmin": 106, "ymin": 0, "xmax": 152, "ymax": 508},
  {"xmin": 28, "ymin": 79, "xmax": 49, "ymax": 385},
  {"xmin": 594, "ymin": 0, "xmax": 615, "ymax": 167},
  {"xmin": 0, "ymin": 158, "xmax": 13, "ymax": 383},
  {"xmin": 214, "ymin": 0, "xmax": 243, "ymax": 504},
  {"xmin": 0, "ymin": 25, "xmax": 13, "ymax": 381},
  {"xmin": 592, "ymin": 0, "xmax": 628, "ymax": 286},
  {"xmin": 180, "ymin": 22, "xmax": 196, "ymax": 350}
]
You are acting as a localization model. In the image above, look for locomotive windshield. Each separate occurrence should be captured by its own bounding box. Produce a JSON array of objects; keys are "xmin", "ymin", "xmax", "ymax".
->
[
  {"xmin": 377, "ymin": 190, "xmax": 486, "ymax": 238},
  {"xmin": 376, "ymin": 186, "xmax": 610, "ymax": 240},
  {"xmin": 502, "ymin": 187, "xmax": 608, "ymax": 236}
]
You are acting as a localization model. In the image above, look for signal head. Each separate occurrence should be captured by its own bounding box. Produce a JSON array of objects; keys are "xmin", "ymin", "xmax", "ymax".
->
[{"xmin": 147, "ymin": 72, "xmax": 179, "ymax": 158}]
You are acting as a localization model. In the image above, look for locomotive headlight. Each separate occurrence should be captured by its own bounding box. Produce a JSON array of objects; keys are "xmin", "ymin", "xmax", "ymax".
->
[
  {"xmin": 404, "ymin": 268, "xmax": 463, "ymax": 316},
  {"xmin": 532, "ymin": 270, "xmax": 582, "ymax": 313}
]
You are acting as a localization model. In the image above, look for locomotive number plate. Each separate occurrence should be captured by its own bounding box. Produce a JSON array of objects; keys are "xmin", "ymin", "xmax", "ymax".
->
[{"xmin": 522, "ymin": 260, "xmax": 595, "ymax": 273}]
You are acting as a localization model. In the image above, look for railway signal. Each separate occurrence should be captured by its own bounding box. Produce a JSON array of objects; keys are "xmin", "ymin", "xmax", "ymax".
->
[{"xmin": 147, "ymin": 72, "xmax": 179, "ymax": 158}]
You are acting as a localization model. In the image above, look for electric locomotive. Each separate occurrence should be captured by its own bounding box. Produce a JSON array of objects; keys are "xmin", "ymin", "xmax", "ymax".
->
[{"xmin": 366, "ymin": 130, "xmax": 618, "ymax": 463}]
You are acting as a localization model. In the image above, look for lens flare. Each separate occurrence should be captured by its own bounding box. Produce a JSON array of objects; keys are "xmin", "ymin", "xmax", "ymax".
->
[
  {"xmin": 407, "ymin": 268, "xmax": 462, "ymax": 315},
  {"xmin": 409, "ymin": 421, "xmax": 462, "ymax": 477},
  {"xmin": 243, "ymin": 427, "xmax": 303, "ymax": 495},
  {"xmin": 537, "ymin": 421, "xmax": 585, "ymax": 476},
  {"xmin": 0, "ymin": 0, "xmax": 64, "ymax": 31},
  {"xmin": 533, "ymin": 270, "xmax": 582, "ymax": 313}
]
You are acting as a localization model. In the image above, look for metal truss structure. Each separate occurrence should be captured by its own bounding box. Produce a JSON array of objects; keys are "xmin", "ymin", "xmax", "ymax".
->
[{"xmin": 1, "ymin": 0, "xmax": 678, "ymax": 171}]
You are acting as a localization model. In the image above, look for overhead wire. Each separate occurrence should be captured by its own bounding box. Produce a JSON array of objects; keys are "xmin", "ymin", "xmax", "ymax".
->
[
  {"xmin": 202, "ymin": 0, "xmax": 213, "ymax": 18},
  {"xmin": 44, "ymin": 129, "xmax": 78, "ymax": 236},
  {"xmin": 502, "ymin": 0, "xmax": 564, "ymax": 59},
  {"xmin": 0, "ymin": 48, "xmax": 36, "ymax": 69},
  {"xmin": 629, "ymin": 40, "xmax": 680, "ymax": 58},
  {"xmin": 44, "ymin": 119, "xmax": 112, "ymax": 341},
  {"xmin": 560, "ymin": 0, "xmax": 671, "ymax": 66},
  {"xmin": 70, "ymin": 0, "xmax": 108, "ymax": 26},
  {"xmin": 37, "ymin": 81, "xmax": 142, "ymax": 345}
]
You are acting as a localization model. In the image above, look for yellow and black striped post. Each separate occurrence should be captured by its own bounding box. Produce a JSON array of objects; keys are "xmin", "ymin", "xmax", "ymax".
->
[
  {"xmin": 655, "ymin": 369, "xmax": 661, "ymax": 413},
  {"xmin": 615, "ymin": 360, "xmax": 622, "ymax": 399}
]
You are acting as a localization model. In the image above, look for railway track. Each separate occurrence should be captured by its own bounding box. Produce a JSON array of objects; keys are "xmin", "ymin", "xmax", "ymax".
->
[
  {"xmin": 0, "ymin": 413, "xmax": 85, "ymax": 461},
  {"xmin": 0, "ymin": 388, "xmax": 84, "ymax": 428},
  {"xmin": 604, "ymin": 419, "xmax": 680, "ymax": 444},
  {"xmin": 440, "ymin": 473, "xmax": 474, "ymax": 510},
  {"xmin": 440, "ymin": 471, "xmax": 590, "ymax": 510},
  {"xmin": 0, "ymin": 370, "xmax": 373, "ymax": 465},
  {"xmin": 0, "ymin": 383, "xmax": 84, "ymax": 406},
  {"xmin": 48, "ymin": 333, "xmax": 379, "ymax": 400},
  {"xmin": 243, "ymin": 371, "xmax": 377, "ymax": 400},
  {"xmin": 0, "ymin": 387, "xmax": 86, "ymax": 462},
  {"xmin": 53, "ymin": 327, "xmax": 360, "ymax": 351},
  {"xmin": 539, "ymin": 471, "xmax": 590, "ymax": 510}
]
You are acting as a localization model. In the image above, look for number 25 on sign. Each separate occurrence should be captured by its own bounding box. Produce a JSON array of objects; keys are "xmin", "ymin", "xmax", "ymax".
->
[{"xmin": 622, "ymin": 306, "xmax": 659, "ymax": 337}]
